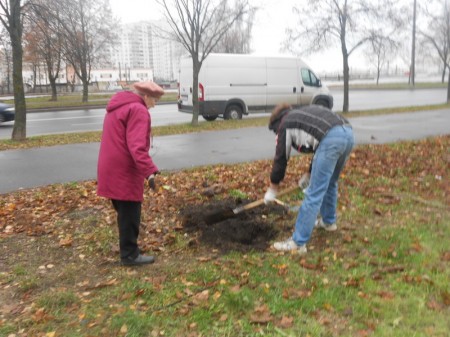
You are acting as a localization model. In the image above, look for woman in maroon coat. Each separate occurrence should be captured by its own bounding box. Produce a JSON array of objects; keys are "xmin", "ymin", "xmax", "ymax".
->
[{"xmin": 97, "ymin": 81, "xmax": 164, "ymax": 266}]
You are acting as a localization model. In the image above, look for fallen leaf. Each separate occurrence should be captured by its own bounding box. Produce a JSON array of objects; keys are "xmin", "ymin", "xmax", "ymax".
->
[
  {"xmin": 120, "ymin": 324, "xmax": 128, "ymax": 334},
  {"xmin": 441, "ymin": 251, "xmax": 450, "ymax": 261},
  {"xmin": 250, "ymin": 304, "xmax": 272, "ymax": 324},
  {"xmin": 299, "ymin": 259, "xmax": 318, "ymax": 270},
  {"xmin": 197, "ymin": 256, "xmax": 211, "ymax": 262},
  {"xmin": 441, "ymin": 291, "xmax": 450, "ymax": 306},
  {"xmin": 427, "ymin": 300, "xmax": 442, "ymax": 310},
  {"xmin": 392, "ymin": 316, "xmax": 402, "ymax": 327},
  {"xmin": 229, "ymin": 285, "xmax": 240, "ymax": 293},
  {"xmin": 343, "ymin": 234, "xmax": 352, "ymax": 243},
  {"xmin": 282, "ymin": 288, "xmax": 312, "ymax": 300},
  {"xmin": 276, "ymin": 315, "xmax": 294, "ymax": 328},
  {"xmin": 192, "ymin": 290, "xmax": 209, "ymax": 305},
  {"xmin": 59, "ymin": 237, "xmax": 73, "ymax": 247},
  {"xmin": 377, "ymin": 291, "xmax": 395, "ymax": 300},
  {"xmin": 323, "ymin": 303, "xmax": 334, "ymax": 311}
]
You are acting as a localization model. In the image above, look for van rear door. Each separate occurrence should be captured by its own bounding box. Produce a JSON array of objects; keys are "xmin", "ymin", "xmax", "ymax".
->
[{"xmin": 178, "ymin": 58, "xmax": 194, "ymax": 111}]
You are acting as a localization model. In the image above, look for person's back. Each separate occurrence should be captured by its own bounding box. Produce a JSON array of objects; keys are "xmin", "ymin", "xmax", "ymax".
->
[{"xmin": 98, "ymin": 91, "xmax": 157, "ymax": 202}]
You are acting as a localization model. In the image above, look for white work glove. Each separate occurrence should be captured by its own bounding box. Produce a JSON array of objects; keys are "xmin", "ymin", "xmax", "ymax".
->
[
  {"xmin": 298, "ymin": 173, "xmax": 311, "ymax": 191},
  {"xmin": 264, "ymin": 187, "xmax": 277, "ymax": 204}
]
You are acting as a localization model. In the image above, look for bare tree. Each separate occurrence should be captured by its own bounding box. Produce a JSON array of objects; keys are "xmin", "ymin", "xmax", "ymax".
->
[
  {"xmin": 25, "ymin": 0, "xmax": 63, "ymax": 101},
  {"xmin": 51, "ymin": 0, "xmax": 117, "ymax": 102},
  {"xmin": 285, "ymin": 0, "xmax": 404, "ymax": 112},
  {"xmin": 0, "ymin": 0, "xmax": 28, "ymax": 140},
  {"xmin": 213, "ymin": 5, "xmax": 256, "ymax": 53},
  {"xmin": 156, "ymin": 0, "xmax": 251, "ymax": 125},
  {"xmin": 364, "ymin": 33, "xmax": 398, "ymax": 84},
  {"xmin": 421, "ymin": 0, "xmax": 450, "ymax": 102}
]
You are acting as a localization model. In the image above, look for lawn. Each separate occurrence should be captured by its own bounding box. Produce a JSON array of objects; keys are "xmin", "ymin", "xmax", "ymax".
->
[
  {"xmin": 0, "ymin": 135, "xmax": 449, "ymax": 336},
  {"xmin": 0, "ymin": 92, "xmax": 178, "ymax": 110}
]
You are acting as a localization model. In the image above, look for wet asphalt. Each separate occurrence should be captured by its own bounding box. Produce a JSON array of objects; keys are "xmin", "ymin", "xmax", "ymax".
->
[{"xmin": 1, "ymin": 109, "xmax": 449, "ymax": 194}]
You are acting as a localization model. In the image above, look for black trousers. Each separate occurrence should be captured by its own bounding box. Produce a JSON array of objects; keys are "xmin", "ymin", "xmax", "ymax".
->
[{"xmin": 111, "ymin": 199, "xmax": 141, "ymax": 260}]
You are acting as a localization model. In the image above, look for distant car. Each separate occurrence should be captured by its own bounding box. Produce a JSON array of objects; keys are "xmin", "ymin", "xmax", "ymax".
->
[{"xmin": 0, "ymin": 103, "xmax": 14, "ymax": 124}]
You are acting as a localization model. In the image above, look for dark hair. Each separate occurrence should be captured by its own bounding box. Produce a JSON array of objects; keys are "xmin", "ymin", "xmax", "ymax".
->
[{"xmin": 269, "ymin": 103, "xmax": 291, "ymax": 125}]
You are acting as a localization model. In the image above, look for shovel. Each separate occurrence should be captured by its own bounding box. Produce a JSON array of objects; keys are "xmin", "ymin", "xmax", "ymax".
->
[{"xmin": 204, "ymin": 185, "xmax": 299, "ymax": 225}]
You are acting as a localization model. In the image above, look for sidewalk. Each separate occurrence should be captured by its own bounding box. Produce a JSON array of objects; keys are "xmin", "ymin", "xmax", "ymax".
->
[{"xmin": 1, "ymin": 109, "xmax": 449, "ymax": 194}]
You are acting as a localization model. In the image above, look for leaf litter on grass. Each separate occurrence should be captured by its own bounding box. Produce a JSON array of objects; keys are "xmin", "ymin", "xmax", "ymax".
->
[{"xmin": 0, "ymin": 135, "xmax": 449, "ymax": 336}]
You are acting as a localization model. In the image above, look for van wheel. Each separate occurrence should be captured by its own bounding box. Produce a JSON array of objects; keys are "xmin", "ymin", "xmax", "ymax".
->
[
  {"xmin": 203, "ymin": 115, "xmax": 218, "ymax": 121},
  {"xmin": 315, "ymin": 99, "xmax": 329, "ymax": 108},
  {"xmin": 224, "ymin": 105, "xmax": 243, "ymax": 120}
]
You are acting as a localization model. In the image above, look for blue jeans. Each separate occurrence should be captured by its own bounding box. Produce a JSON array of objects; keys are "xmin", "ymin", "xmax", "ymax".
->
[{"xmin": 292, "ymin": 125, "xmax": 354, "ymax": 245}]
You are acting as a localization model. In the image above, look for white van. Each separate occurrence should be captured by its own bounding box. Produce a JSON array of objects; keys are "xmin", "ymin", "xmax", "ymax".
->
[{"xmin": 178, "ymin": 53, "xmax": 333, "ymax": 121}]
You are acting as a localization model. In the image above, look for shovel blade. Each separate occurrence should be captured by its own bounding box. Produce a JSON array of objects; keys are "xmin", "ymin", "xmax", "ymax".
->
[{"xmin": 204, "ymin": 208, "xmax": 236, "ymax": 225}]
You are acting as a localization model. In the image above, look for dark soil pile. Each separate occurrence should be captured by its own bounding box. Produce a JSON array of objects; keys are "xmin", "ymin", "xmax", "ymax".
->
[{"xmin": 180, "ymin": 198, "xmax": 290, "ymax": 253}]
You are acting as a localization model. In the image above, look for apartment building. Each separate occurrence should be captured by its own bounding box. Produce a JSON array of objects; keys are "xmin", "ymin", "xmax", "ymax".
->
[{"xmin": 111, "ymin": 20, "xmax": 183, "ymax": 83}]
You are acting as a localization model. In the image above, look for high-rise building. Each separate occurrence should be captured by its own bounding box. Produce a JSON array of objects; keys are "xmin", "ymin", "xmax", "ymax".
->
[{"xmin": 110, "ymin": 20, "xmax": 183, "ymax": 83}]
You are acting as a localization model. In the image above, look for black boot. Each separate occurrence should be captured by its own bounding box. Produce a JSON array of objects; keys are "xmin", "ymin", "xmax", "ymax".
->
[{"xmin": 121, "ymin": 254, "xmax": 155, "ymax": 266}]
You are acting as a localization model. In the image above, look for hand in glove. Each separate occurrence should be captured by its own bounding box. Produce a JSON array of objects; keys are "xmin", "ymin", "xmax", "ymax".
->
[
  {"xmin": 298, "ymin": 173, "xmax": 311, "ymax": 191},
  {"xmin": 264, "ymin": 187, "xmax": 277, "ymax": 204},
  {"xmin": 147, "ymin": 174, "xmax": 157, "ymax": 190}
]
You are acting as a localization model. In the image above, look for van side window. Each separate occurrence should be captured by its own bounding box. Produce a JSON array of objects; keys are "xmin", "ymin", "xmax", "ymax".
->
[{"xmin": 301, "ymin": 68, "xmax": 319, "ymax": 87}]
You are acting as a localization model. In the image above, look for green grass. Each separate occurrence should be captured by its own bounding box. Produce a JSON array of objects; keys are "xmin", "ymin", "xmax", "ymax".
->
[
  {"xmin": 1, "ymin": 178, "xmax": 449, "ymax": 336},
  {"xmin": 0, "ymin": 92, "xmax": 178, "ymax": 109},
  {"xmin": 229, "ymin": 189, "xmax": 249, "ymax": 199},
  {"xmin": 329, "ymin": 81, "xmax": 449, "ymax": 90}
]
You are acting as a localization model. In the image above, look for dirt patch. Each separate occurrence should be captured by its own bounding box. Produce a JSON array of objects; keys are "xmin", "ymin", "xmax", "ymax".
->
[{"xmin": 180, "ymin": 198, "xmax": 290, "ymax": 253}]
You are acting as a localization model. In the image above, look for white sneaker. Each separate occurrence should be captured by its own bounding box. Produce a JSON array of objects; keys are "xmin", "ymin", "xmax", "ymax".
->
[
  {"xmin": 273, "ymin": 238, "xmax": 307, "ymax": 254},
  {"xmin": 315, "ymin": 218, "xmax": 337, "ymax": 232}
]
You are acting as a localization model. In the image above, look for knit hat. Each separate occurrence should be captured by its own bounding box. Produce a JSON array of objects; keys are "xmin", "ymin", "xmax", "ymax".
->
[{"xmin": 133, "ymin": 81, "xmax": 165, "ymax": 98}]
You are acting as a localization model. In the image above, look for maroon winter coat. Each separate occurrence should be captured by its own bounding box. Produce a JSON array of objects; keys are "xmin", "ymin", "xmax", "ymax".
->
[{"xmin": 97, "ymin": 91, "xmax": 159, "ymax": 202}]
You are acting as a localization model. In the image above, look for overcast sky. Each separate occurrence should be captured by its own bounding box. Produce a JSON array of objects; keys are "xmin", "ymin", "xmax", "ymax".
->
[{"xmin": 109, "ymin": 0, "xmax": 406, "ymax": 74}]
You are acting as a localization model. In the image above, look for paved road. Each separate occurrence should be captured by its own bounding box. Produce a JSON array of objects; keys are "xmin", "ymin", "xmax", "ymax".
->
[
  {"xmin": 1, "ymin": 109, "xmax": 449, "ymax": 194},
  {"xmin": 0, "ymin": 88, "xmax": 448, "ymax": 139}
]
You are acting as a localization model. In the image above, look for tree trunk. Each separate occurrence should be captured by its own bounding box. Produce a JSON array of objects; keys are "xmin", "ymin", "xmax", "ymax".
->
[
  {"xmin": 191, "ymin": 58, "xmax": 200, "ymax": 126},
  {"xmin": 80, "ymin": 67, "xmax": 89, "ymax": 102},
  {"xmin": 410, "ymin": 0, "xmax": 417, "ymax": 87},
  {"xmin": 342, "ymin": 53, "xmax": 350, "ymax": 112},
  {"xmin": 10, "ymin": 0, "xmax": 26, "ymax": 141},
  {"xmin": 82, "ymin": 79, "xmax": 88, "ymax": 103},
  {"xmin": 49, "ymin": 76, "xmax": 58, "ymax": 101},
  {"xmin": 447, "ymin": 67, "xmax": 450, "ymax": 103},
  {"xmin": 32, "ymin": 66, "xmax": 37, "ymax": 93}
]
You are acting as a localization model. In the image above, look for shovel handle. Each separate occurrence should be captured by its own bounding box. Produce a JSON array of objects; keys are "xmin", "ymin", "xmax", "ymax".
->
[
  {"xmin": 232, "ymin": 185, "xmax": 299, "ymax": 214},
  {"xmin": 233, "ymin": 198, "xmax": 265, "ymax": 214}
]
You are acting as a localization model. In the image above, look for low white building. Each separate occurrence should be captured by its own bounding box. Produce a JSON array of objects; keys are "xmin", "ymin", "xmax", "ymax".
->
[{"xmin": 90, "ymin": 68, "xmax": 154, "ymax": 84}]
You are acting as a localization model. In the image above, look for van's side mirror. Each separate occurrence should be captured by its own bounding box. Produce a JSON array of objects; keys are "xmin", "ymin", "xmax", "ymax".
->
[{"xmin": 317, "ymin": 79, "xmax": 322, "ymax": 87}]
